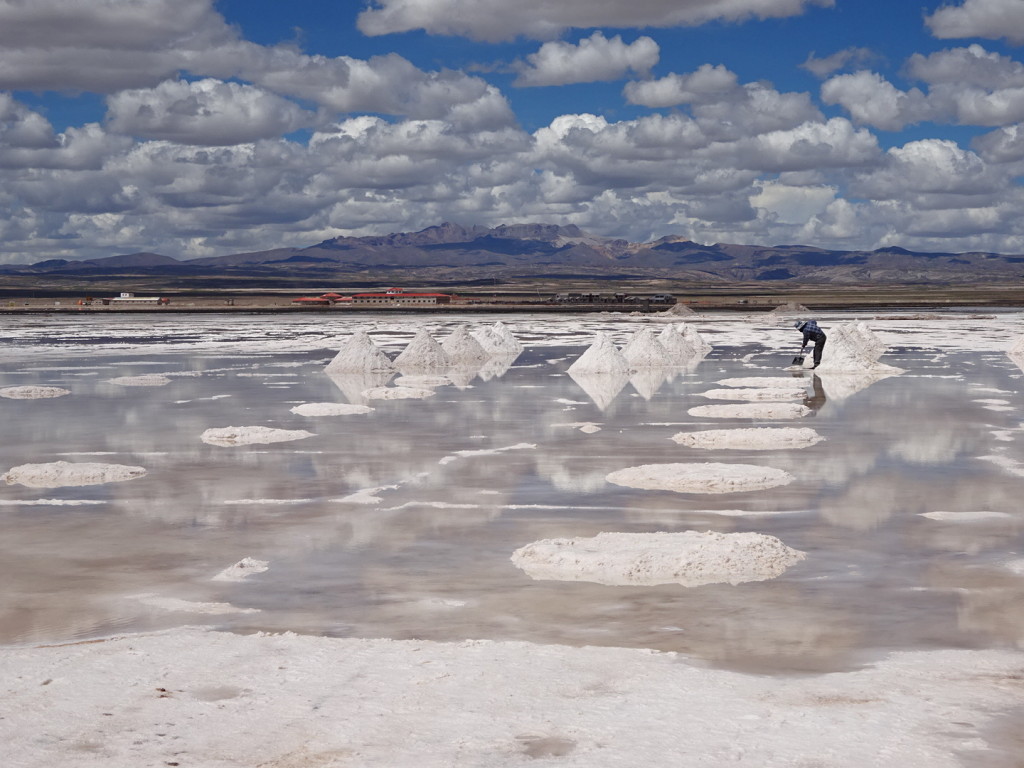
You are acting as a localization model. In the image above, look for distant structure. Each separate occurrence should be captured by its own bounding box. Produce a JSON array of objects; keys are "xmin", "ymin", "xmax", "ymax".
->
[
  {"xmin": 350, "ymin": 288, "xmax": 453, "ymax": 307},
  {"xmin": 101, "ymin": 292, "xmax": 169, "ymax": 306}
]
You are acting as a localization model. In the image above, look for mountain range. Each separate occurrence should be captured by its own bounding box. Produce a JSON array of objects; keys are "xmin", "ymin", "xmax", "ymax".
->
[{"xmin": 4, "ymin": 222, "xmax": 1024, "ymax": 285}]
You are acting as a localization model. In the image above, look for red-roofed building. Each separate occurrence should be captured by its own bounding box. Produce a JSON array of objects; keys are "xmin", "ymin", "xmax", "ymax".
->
[{"xmin": 350, "ymin": 287, "xmax": 453, "ymax": 306}]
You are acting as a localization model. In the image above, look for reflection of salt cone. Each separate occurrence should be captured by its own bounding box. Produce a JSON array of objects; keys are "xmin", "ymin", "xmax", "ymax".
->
[
  {"xmin": 629, "ymin": 367, "xmax": 669, "ymax": 400},
  {"xmin": 477, "ymin": 354, "xmax": 516, "ymax": 381},
  {"xmin": 325, "ymin": 370, "xmax": 395, "ymax": 404},
  {"xmin": 567, "ymin": 369, "xmax": 630, "ymax": 410},
  {"xmin": 446, "ymin": 367, "xmax": 478, "ymax": 388},
  {"xmin": 816, "ymin": 371, "xmax": 895, "ymax": 401}
]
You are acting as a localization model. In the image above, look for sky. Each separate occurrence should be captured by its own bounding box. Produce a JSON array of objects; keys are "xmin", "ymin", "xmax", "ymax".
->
[{"xmin": 3, "ymin": 0, "xmax": 1024, "ymax": 263}]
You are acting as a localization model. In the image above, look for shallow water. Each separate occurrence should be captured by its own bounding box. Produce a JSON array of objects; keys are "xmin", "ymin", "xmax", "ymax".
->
[{"xmin": 2, "ymin": 310, "xmax": 1024, "ymax": 674}]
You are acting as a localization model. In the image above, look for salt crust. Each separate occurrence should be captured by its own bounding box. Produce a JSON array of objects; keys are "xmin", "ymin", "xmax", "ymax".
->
[
  {"xmin": 134, "ymin": 595, "xmax": 259, "ymax": 614},
  {"xmin": 290, "ymin": 402, "xmax": 373, "ymax": 416},
  {"xmin": 212, "ymin": 557, "xmax": 270, "ymax": 582},
  {"xmin": 672, "ymin": 427, "xmax": 823, "ymax": 450},
  {"xmin": 1, "ymin": 460, "xmax": 147, "ymax": 488},
  {"xmin": 394, "ymin": 328, "xmax": 451, "ymax": 371},
  {"xmin": 717, "ymin": 377, "xmax": 807, "ymax": 388},
  {"xmin": 918, "ymin": 511, "xmax": 1013, "ymax": 522},
  {"xmin": 688, "ymin": 403, "xmax": 811, "ymax": 420},
  {"xmin": 106, "ymin": 375, "xmax": 172, "ymax": 386},
  {"xmin": 605, "ymin": 462, "xmax": 793, "ymax": 494},
  {"xmin": 200, "ymin": 426, "xmax": 315, "ymax": 446},
  {"xmin": 699, "ymin": 387, "xmax": 806, "ymax": 402},
  {"xmin": 511, "ymin": 530, "xmax": 806, "ymax": 587},
  {"xmin": 0, "ymin": 385, "xmax": 70, "ymax": 399},
  {"xmin": 361, "ymin": 386, "xmax": 436, "ymax": 400},
  {"xmin": 439, "ymin": 442, "xmax": 536, "ymax": 465},
  {"xmin": 324, "ymin": 330, "xmax": 394, "ymax": 374},
  {"xmin": 3, "ymin": 628, "xmax": 1019, "ymax": 768}
]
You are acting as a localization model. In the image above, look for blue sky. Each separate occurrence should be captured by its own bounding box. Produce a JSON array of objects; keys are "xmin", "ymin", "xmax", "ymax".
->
[{"xmin": 2, "ymin": 0, "xmax": 1024, "ymax": 262}]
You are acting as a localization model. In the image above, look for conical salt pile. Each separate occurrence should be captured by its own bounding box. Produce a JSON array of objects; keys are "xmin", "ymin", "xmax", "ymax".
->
[
  {"xmin": 622, "ymin": 328, "xmax": 669, "ymax": 369},
  {"xmin": 680, "ymin": 324, "xmax": 712, "ymax": 355},
  {"xmin": 442, "ymin": 325, "xmax": 489, "ymax": 366},
  {"xmin": 1010, "ymin": 333, "xmax": 1024, "ymax": 358},
  {"xmin": 567, "ymin": 332, "xmax": 630, "ymax": 375},
  {"xmin": 852, "ymin": 322, "xmax": 887, "ymax": 360},
  {"xmin": 814, "ymin": 323, "xmax": 901, "ymax": 373},
  {"xmin": 658, "ymin": 325, "xmax": 699, "ymax": 365},
  {"xmin": 471, "ymin": 326, "xmax": 503, "ymax": 355},
  {"xmin": 394, "ymin": 328, "xmax": 451, "ymax": 371},
  {"xmin": 325, "ymin": 330, "xmax": 394, "ymax": 373},
  {"xmin": 491, "ymin": 321, "xmax": 524, "ymax": 356}
]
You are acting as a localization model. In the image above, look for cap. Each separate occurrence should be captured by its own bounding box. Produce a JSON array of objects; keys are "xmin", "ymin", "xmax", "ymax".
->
[{"xmin": 792, "ymin": 320, "xmax": 804, "ymax": 329}]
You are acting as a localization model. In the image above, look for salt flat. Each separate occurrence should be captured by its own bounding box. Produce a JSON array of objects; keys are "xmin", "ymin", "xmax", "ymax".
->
[{"xmin": 2, "ymin": 309, "xmax": 1024, "ymax": 766}]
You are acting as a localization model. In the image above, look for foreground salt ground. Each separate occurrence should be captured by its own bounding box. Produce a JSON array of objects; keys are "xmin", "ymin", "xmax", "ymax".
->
[
  {"xmin": 4, "ymin": 311, "xmax": 1024, "ymax": 766},
  {"xmin": 2, "ymin": 628, "xmax": 1022, "ymax": 768}
]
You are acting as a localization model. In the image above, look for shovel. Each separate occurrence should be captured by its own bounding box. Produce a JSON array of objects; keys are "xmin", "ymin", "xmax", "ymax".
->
[{"xmin": 791, "ymin": 346, "xmax": 808, "ymax": 366}]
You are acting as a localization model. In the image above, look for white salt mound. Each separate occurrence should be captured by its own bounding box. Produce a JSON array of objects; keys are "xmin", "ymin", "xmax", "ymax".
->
[
  {"xmin": 657, "ymin": 325, "xmax": 699, "ymax": 365},
  {"xmin": 212, "ymin": 557, "xmax": 270, "ymax": 582},
  {"xmin": 362, "ymin": 386, "xmax": 436, "ymax": 400},
  {"xmin": 0, "ymin": 386, "xmax": 70, "ymax": 399},
  {"xmin": 673, "ymin": 427, "xmax": 823, "ymax": 450},
  {"xmin": 661, "ymin": 302, "xmax": 696, "ymax": 316},
  {"xmin": 107, "ymin": 375, "xmax": 171, "ymax": 386},
  {"xmin": 290, "ymin": 402, "xmax": 373, "ymax": 417},
  {"xmin": 490, "ymin": 321, "xmax": 524, "ymax": 356},
  {"xmin": 201, "ymin": 426, "xmax": 315, "ymax": 446},
  {"xmin": 511, "ymin": 530, "xmax": 806, "ymax": 587},
  {"xmin": 2, "ymin": 461, "xmax": 147, "ymax": 488},
  {"xmin": 393, "ymin": 328, "xmax": 451, "ymax": 371},
  {"xmin": 699, "ymin": 388, "xmax": 806, "ymax": 402},
  {"xmin": 689, "ymin": 403, "xmax": 811, "ymax": 420},
  {"xmin": 567, "ymin": 332, "xmax": 629, "ymax": 374},
  {"xmin": 622, "ymin": 328, "xmax": 669, "ymax": 369},
  {"xmin": 605, "ymin": 462, "xmax": 793, "ymax": 494},
  {"xmin": 325, "ymin": 330, "xmax": 394, "ymax": 374},
  {"xmin": 441, "ymin": 325, "xmax": 489, "ymax": 366},
  {"xmin": 815, "ymin": 322, "xmax": 901, "ymax": 374}
]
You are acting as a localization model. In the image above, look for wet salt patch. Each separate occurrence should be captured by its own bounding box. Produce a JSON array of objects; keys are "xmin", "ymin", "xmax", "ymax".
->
[
  {"xmin": 2, "ymin": 461, "xmax": 147, "ymax": 488},
  {"xmin": 200, "ymin": 426, "xmax": 315, "ymax": 447},
  {"xmin": 512, "ymin": 531, "xmax": 806, "ymax": 587},
  {"xmin": 439, "ymin": 443, "xmax": 536, "ymax": 465},
  {"xmin": 688, "ymin": 403, "xmax": 811, "ymax": 420},
  {"xmin": 384, "ymin": 502, "xmax": 484, "ymax": 511},
  {"xmin": 175, "ymin": 394, "xmax": 233, "ymax": 404},
  {"xmin": 974, "ymin": 399, "xmax": 1014, "ymax": 412},
  {"xmin": 290, "ymin": 402, "xmax": 374, "ymax": 417},
  {"xmin": 212, "ymin": 557, "xmax": 270, "ymax": 582},
  {"xmin": 414, "ymin": 597, "xmax": 469, "ymax": 609},
  {"xmin": 0, "ymin": 385, "xmax": 71, "ymax": 399},
  {"xmin": 236, "ymin": 373, "xmax": 298, "ymax": 378},
  {"xmin": 672, "ymin": 427, "xmax": 823, "ymax": 451},
  {"xmin": 606, "ymin": 462, "xmax": 793, "ymax": 494},
  {"xmin": 555, "ymin": 397, "xmax": 587, "ymax": 405},
  {"xmin": 691, "ymin": 508, "xmax": 807, "ymax": 517},
  {"xmin": 335, "ymin": 485, "xmax": 399, "ymax": 505},
  {"xmin": 106, "ymin": 375, "xmax": 172, "ymax": 387},
  {"xmin": 699, "ymin": 388, "xmax": 806, "ymax": 402},
  {"xmin": 134, "ymin": 595, "xmax": 260, "ymax": 615},
  {"xmin": 578, "ymin": 423, "xmax": 602, "ymax": 433},
  {"xmin": 978, "ymin": 454, "xmax": 1024, "ymax": 477},
  {"xmin": 717, "ymin": 377, "xmax": 809, "ymax": 388},
  {"xmin": 222, "ymin": 498, "xmax": 316, "ymax": 505},
  {"xmin": 0, "ymin": 498, "xmax": 107, "ymax": 506},
  {"xmin": 362, "ymin": 386, "xmax": 436, "ymax": 400},
  {"xmin": 1005, "ymin": 559, "xmax": 1024, "ymax": 575},
  {"xmin": 919, "ymin": 511, "xmax": 1013, "ymax": 522},
  {"xmin": 394, "ymin": 375, "xmax": 450, "ymax": 388},
  {"xmin": 990, "ymin": 430, "xmax": 1017, "ymax": 442}
]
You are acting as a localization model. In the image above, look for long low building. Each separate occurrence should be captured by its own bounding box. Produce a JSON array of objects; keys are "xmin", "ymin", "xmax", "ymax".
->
[{"xmin": 350, "ymin": 288, "xmax": 453, "ymax": 306}]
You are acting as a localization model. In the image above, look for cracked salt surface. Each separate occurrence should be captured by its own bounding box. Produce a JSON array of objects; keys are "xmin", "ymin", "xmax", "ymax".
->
[
  {"xmin": 0, "ymin": 385, "xmax": 70, "ymax": 399},
  {"xmin": 672, "ymin": 427, "xmax": 823, "ymax": 450},
  {"xmin": 606, "ymin": 462, "xmax": 793, "ymax": 493}
]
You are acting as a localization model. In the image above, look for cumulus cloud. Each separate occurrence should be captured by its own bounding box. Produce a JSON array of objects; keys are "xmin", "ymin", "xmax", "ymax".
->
[
  {"xmin": 801, "ymin": 47, "xmax": 877, "ymax": 78},
  {"xmin": 357, "ymin": 0, "xmax": 835, "ymax": 42},
  {"xmin": 513, "ymin": 32, "xmax": 659, "ymax": 87},
  {"xmin": 926, "ymin": 0, "xmax": 1024, "ymax": 44},
  {"xmin": 624, "ymin": 64, "xmax": 739, "ymax": 107},
  {"xmin": 821, "ymin": 71, "xmax": 934, "ymax": 131},
  {"xmin": 853, "ymin": 140, "xmax": 1003, "ymax": 202},
  {"xmin": 105, "ymin": 79, "xmax": 315, "ymax": 146}
]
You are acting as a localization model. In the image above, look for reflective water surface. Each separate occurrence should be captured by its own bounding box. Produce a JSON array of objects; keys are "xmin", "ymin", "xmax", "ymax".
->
[{"xmin": 2, "ymin": 311, "xmax": 1023, "ymax": 674}]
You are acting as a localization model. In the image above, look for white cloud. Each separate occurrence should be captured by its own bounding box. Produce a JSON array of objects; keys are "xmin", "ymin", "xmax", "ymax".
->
[
  {"xmin": 105, "ymin": 79, "xmax": 315, "ymax": 146},
  {"xmin": 624, "ymin": 64, "xmax": 739, "ymax": 107},
  {"xmin": 852, "ymin": 140, "xmax": 1003, "ymax": 202},
  {"xmin": 801, "ymin": 47, "xmax": 877, "ymax": 78},
  {"xmin": 514, "ymin": 32, "xmax": 659, "ymax": 87},
  {"xmin": 751, "ymin": 181, "xmax": 836, "ymax": 224},
  {"xmin": 926, "ymin": 0, "xmax": 1024, "ymax": 44},
  {"xmin": 821, "ymin": 71, "xmax": 933, "ymax": 131},
  {"xmin": 973, "ymin": 123, "xmax": 1024, "ymax": 162},
  {"xmin": 357, "ymin": 0, "xmax": 835, "ymax": 42}
]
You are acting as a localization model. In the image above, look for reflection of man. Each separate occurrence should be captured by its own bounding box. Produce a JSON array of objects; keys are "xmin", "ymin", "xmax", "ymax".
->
[
  {"xmin": 794, "ymin": 319, "xmax": 827, "ymax": 368},
  {"xmin": 804, "ymin": 374, "xmax": 827, "ymax": 415}
]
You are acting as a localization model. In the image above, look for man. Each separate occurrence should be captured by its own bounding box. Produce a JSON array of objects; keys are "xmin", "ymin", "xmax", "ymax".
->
[{"xmin": 794, "ymin": 319, "xmax": 826, "ymax": 368}]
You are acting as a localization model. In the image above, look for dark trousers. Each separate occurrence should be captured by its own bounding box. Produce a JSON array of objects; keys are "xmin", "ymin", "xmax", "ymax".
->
[{"xmin": 810, "ymin": 333, "xmax": 826, "ymax": 366}]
